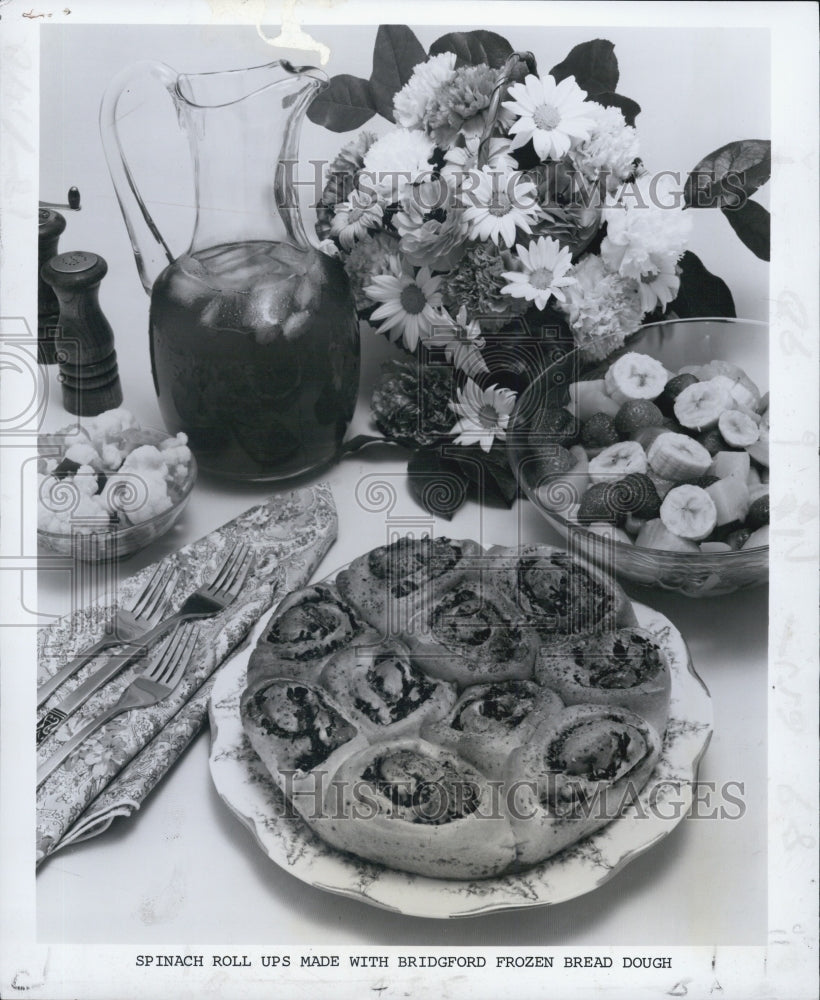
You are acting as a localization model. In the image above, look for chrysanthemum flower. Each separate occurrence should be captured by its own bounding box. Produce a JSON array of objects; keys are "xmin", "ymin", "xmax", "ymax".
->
[
  {"xmin": 330, "ymin": 189, "xmax": 384, "ymax": 249},
  {"xmin": 555, "ymin": 254, "xmax": 643, "ymax": 361},
  {"xmin": 425, "ymin": 64, "xmax": 500, "ymax": 147},
  {"xmin": 393, "ymin": 52, "xmax": 457, "ymax": 130},
  {"xmin": 502, "ymin": 74, "xmax": 595, "ymax": 160},
  {"xmin": 501, "ymin": 236, "xmax": 576, "ymax": 310},
  {"xmin": 315, "ymin": 130, "xmax": 378, "ymax": 241},
  {"xmin": 364, "ymin": 261, "xmax": 446, "ymax": 351},
  {"xmin": 362, "ymin": 129, "xmax": 436, "ymax": 201},
  {"xmin": 460, "ymin": 167, "xmax": 542, "ymax": 248},
  {"xmin": 601, "ymin": 172, "xmax": 691, "ymax": 283},
  {"xmin": 344, "ymin": 231, "xmax": 402, "ymax": 311},
  {"xmin": 569, "ymin": 102, "xmax": 640, "ymax": 189},
  {"xmin": 393, "ymin": 176, "xmax": 469, "ymax": 270},
  {"xmin": 449, "ymin": 378, "xmax": 517, "ymax": 452},
  {"xmin": 440, "ymin": 242, "xmax": 529, "ymax": 331}
]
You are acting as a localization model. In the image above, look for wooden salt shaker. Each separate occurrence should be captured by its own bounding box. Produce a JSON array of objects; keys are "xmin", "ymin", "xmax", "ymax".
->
[{"xmin": 40, "ymin": 250, "xmax": 123, "ymax": 416}]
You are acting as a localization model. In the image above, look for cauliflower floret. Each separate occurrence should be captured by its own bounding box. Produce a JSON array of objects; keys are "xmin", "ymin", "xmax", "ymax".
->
[
  {"xmin": 158, "ymin": 435, "xmax": 193, "ymax": 489},
  {"xmin": 39, "ymin": 411, "xmax": 194, "ymax": 540},
  {"xmin": 38, "ymin": 486, "xmax": 109, "ymax": 533},
  {"xmin": 73, "ymin": 464, "xmax": 101, "ymax": 498},
  {"xmin": 101, "ymin": 441, "xmax": 128, "ymax": 470},
  {"xmin": 101, "ymin": 468, "xmax": 173, "ymax": 526},
  {"xmin": 64, "ymin": 442, "xmax": 103, "ymax": 469},
  {"xmin": 121, "ymin": 444, "xmax": 167, "ymax": 475},
  {"xmin": 85, "ymin": 408, "xmax": 139, "ymax": 449}
]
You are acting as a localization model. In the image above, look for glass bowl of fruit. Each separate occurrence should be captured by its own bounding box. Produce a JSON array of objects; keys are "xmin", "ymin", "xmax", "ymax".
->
[
  {"xmin": 37, "ymin": 408, "xmax": 198, "ymax": 561},
  {"xmin": 508, "ymin": 318, "xmax": 768, "ymax": 597}
]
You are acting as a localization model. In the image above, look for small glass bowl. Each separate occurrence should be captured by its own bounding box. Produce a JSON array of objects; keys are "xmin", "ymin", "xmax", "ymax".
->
[
  {"xmin": 37, "ymin": 429, "xmax": 198, "ymax": 562},
  {"xmin": 507, "ymin": 318, "xmax": 769, "ymax": 598}
]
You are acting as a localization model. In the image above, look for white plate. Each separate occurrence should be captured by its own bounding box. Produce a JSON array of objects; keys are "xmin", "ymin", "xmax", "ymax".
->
[{"xmin": 208, "ymin": 599, "xmax": 712, "ymax": 919}]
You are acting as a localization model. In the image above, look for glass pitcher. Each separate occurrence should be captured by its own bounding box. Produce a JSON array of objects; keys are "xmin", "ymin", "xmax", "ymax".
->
[{"xmin": 100, "ymin": 60, "xmax": 360, "ymax": 481}]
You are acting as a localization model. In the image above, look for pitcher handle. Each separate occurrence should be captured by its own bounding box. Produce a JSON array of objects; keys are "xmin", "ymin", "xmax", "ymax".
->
[{"xmin": 99, "ymin": 61, "xmax": 179, "ymax": 294}]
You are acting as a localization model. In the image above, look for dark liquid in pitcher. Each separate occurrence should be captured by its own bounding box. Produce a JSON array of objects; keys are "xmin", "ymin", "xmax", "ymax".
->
[{"xmin": 149, "ymin": 241, "xmax": 360, "ymax": 480}]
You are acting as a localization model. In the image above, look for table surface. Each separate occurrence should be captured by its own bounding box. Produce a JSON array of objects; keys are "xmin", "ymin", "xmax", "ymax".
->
[{"xmin": 35, "ymin": 23, "xmax": 769, "ymax": 947}]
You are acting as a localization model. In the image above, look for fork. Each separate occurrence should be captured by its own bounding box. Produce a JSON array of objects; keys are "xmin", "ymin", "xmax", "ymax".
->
[
  {"xmin": 37, "ymin": 622, "xmax": 201, "ymax": 789},
  {"xmin": 38, "ymin": 561, "xmax": 180, "ymax": 708},
  {"xmin": 36, "ymin": 541, "xmax": 255, "ymax": 744}
]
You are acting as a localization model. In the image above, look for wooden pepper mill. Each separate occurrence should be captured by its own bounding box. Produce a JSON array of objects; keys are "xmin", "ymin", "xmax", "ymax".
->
[
  {"xmin": 40, "ymin": 250, "xmax": 124, "ymax": 416},
  {"xmin": 37, "ymin": 208, "xmax": 67, "ymax": 364}
]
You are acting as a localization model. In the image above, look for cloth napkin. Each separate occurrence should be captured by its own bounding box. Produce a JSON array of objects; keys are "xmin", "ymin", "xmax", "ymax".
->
[{"xmin": 36, "ymin": 483, "xmax": 337, "ymax": 866}]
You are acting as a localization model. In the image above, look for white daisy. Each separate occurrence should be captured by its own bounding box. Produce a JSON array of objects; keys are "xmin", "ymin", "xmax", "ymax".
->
[
  {"xmin": 501, "ymin": 236, "xmax": 576, "ymax": 310},
  {"xmin": 441, "ymin": 136, "xmax": 517, "ymax": 178},
  {"xmin": 426, "ymin": 306, "xmax": 488, "ymax": 378},
  {"xmin": 636, "ymin": 255, "xmax": 680, "ymax": 313},
  {"xmin": 364, "ymin": 262, "xmax": 445, "ymax": 352},
  {"xmin": 502, "ymin": 73, "xmax": 595, "ymax": 160},
  {"xmin": 449, "ymin": 379, "xmax": 517, "ymax": 452},
  {"xmin": 330, "ymin": 189, "xmax": 384, "ymax": 249},
  {"xmin": 460, "ymin": 167, "xmax": 542, "ymax": 248}
]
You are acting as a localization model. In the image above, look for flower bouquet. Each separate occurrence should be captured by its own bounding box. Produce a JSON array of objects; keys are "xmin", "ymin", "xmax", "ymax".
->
[{"xmin": 311, "ymin": 27, "xmax": 770, "ymax": 517}]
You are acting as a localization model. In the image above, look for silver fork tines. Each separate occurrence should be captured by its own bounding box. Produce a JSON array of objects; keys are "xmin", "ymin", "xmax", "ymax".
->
[
  {"xmin": 37, "ymin": 561, "xmax": 180, "ymax": 708},
  {"xmin": 36, "ymin": 542, "xmax": 257, "ymax": 746},
  {"xmin": 37, "ymin": 622, "xmax": 200, "ymax": 790},
  {"xmin": 208, "ymin": 541, "xmax": 252, "ymax": 596}
]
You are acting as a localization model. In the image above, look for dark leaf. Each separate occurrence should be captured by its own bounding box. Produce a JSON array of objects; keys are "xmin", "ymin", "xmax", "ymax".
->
[
  {"xmin": 407, "ymin": 449, "xmax": 468, "ymax": 520},
  {"xmin": 429, "ymin": 30, "xmax": 514, "ymax": 68},
  {"xmin": 722, "ymin": 198, "xmax": 770, "ymax": 260},
  {"xmin": 451, "ymin": 444, "xmax": 519, "ymax": 508},
  {"xmin": 370, "ymin": 24, "xmax": 427, "ymax": 121},
  {"xmin": 684, "ymin": 139, "xmax": 771, "ymax": 208},
  {"xmin": 550, "ymin": 39, "xmax": 618, "ymax": 97},
  {"xmin": 306, "ymin": 74, "xmax": 377, "ymax": 131},
  {"xmin": 667, "ymin": 251, "xmax": 736, "ymax": 319},
  {"xmin": 594, "ymin": 91, "xmax": 641, "ymax": 126}
]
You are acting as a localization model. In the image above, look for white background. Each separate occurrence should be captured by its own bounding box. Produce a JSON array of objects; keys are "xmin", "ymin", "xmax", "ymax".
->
[{"xmin": 1, "ymin": 3, "xmax": 817, "ymax": 999}]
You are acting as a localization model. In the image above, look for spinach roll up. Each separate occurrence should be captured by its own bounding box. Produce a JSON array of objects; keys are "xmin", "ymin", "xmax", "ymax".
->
[
  {"xmin": 335, "ymin": 535, "xmax": 484, "ymax": 637},
  {"xmin": 535, "ymin": 627, "xmax": 672, "ymax": 735},
  {"xmin": 421, "ymin": 680, "xmax": 563, "ymax": 778},
  {"xmin": 319, "ymin": 634, "xmax": 458, "ymax": 740},
  {"xmin": 403, "ymin": 572, "xmax": 539, "ymax": 687},
  {"xmin": 318, "ymin": 738, "xmax": 516, "ymax": 879},
  {"xmin": 505, "ymin": 704, "xmax": 662, "ymax": 865}
]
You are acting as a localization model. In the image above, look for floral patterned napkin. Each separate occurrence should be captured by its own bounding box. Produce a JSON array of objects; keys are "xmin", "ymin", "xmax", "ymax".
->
[{"xmin": 36, "ymin": 484, "xmax": 337, "ymax": 866}]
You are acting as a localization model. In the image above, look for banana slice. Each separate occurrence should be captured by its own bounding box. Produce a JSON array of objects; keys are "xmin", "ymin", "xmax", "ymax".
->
[
  {"xmin": 647, "ymin": 432, "xmax": 712, "ymax": 482},
  {"xmin": 718, "ymin": 409, "xmax": 760, "ymax": 447},
  {"xmin": 673, "ymin": 379, "xmax": 734, "ymax": 431},
  {"xmin": 699, "ymin": 361, "xmax": 761, "ymax": 410},
  {"xmin": 588, "ymin": 441, "xmax": 648, "ymax": 482},
  {"xmin": 604, "ymin": 353, "xmax": 668, "ymax": 405},
  {"xmin": 660, "ymin": 485, "xmax": 718, "ymax": 541}
]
